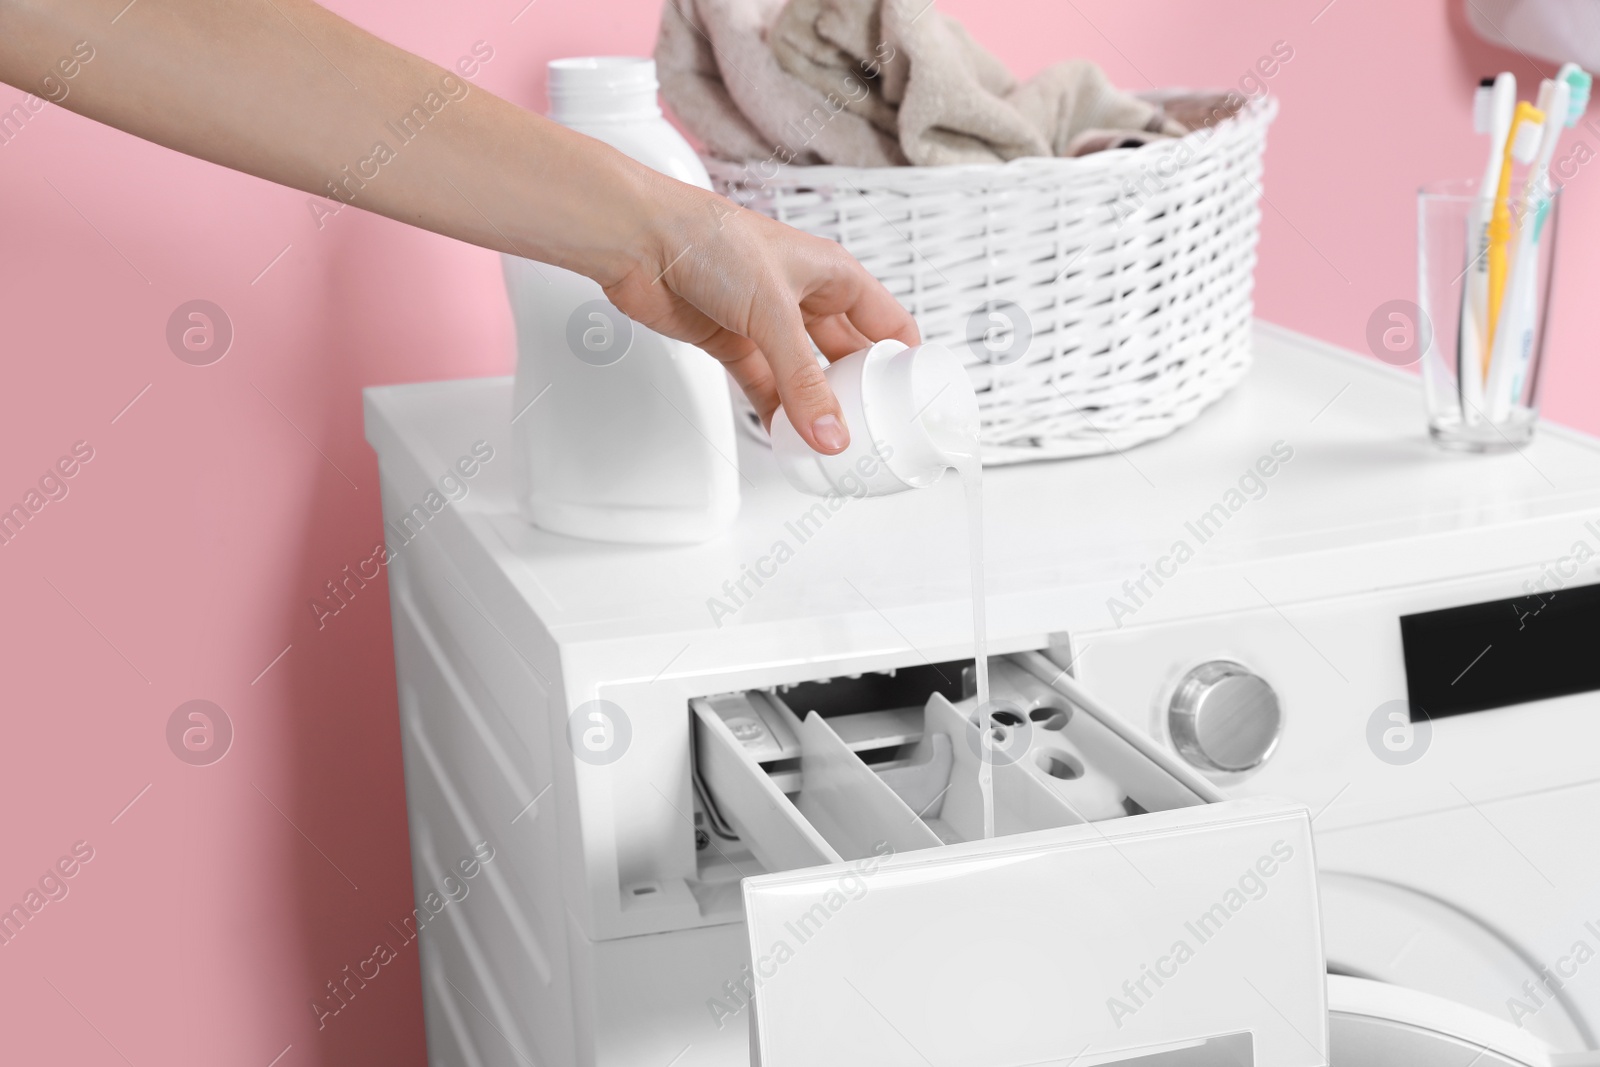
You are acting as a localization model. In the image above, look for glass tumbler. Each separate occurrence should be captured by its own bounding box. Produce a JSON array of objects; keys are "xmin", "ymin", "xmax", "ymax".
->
[{"xmin": 1415, "ymin": 177, "xmax": 1560, "ymax": 451}]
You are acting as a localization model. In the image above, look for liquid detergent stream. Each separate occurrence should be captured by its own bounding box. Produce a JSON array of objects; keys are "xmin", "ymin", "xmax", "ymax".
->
[
  {"xmin": 768, "ymin": 338, "xmax": 990, "ymax": 836},
  {"xmin": 953, "ymin": 452, "xmax": 994, "ymax": 840}
]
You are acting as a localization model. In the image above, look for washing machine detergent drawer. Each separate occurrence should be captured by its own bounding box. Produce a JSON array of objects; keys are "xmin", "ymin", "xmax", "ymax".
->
[{"xmin": 693, "ymin": 655, "xmax": 1327, "ymax": 1067}]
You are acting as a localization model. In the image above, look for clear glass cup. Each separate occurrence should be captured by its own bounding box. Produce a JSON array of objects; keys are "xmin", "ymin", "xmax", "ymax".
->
[{"xmin": 1414, "ymin": 178, "xmax": 1560, "ymax": 451}]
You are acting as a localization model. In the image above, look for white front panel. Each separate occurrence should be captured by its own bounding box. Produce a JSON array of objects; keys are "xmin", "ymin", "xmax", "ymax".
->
[{"xmin": 1075, "ymin": 565, "xmax": 1600, "ymax": 826}]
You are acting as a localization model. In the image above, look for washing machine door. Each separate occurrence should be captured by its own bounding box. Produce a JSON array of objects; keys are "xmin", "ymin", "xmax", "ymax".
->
[
  {"xmin": 1320, "ymin": 872, "xmax": 1591, "ymax": 1053},
  {"xmin": 1330, "ymin": 975, "xmax": 1556, "ymax": 1067}
]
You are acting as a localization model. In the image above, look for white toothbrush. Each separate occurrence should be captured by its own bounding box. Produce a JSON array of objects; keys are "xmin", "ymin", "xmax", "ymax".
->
[{"xmin": 1459, "ymin": 73, "xmax": 1514, "ymax": 426}]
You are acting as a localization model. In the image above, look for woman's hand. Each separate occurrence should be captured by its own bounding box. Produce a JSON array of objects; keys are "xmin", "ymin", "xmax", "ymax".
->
[{"xmin": 598, "ymin": 176, "xmax": 919, "ymax": 455}]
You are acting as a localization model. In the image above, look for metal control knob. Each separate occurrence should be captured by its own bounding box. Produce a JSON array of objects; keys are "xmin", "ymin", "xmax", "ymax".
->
[{"xmin": 1167, "ymin": 661, "xmax": 1281, "ymax": 773}]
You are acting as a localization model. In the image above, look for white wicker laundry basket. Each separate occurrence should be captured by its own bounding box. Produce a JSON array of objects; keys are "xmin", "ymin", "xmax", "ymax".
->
[{"xmin": 707, "ymin": 96, "xmax": 1277, "ymax": 464}]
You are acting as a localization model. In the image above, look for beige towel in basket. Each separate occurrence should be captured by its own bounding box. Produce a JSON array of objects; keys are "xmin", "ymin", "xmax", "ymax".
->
[
  {"xmin": 769, "ymin": 0, "xmax": 1184, "ymax": 164},
  {"xmin": 655, "ymin": 0, "xmax": 1188, "ymax": 167},
  {"xmin": 655, "ymin": 0, "xmax": 908, "ymax": 165}
]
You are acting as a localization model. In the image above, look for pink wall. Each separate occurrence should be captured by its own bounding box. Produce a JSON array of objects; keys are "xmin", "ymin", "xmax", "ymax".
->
[{"xmin": 0, "ymin": 1, "xmax": 1589, "ymax": 1063}]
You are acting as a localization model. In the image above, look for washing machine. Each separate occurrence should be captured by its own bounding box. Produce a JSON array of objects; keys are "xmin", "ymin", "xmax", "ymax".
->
[{"xmin": 365, "ymin": 322, "xmax": 1600, "ymax": 1066}]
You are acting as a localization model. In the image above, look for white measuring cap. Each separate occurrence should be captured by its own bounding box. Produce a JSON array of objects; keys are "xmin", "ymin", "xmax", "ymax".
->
[{"xmin": 771, "ymin": 340, "xmax": 980, "ymax": 497}]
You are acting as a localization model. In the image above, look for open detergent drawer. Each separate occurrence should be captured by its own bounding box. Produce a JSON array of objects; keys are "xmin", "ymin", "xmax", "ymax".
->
[{"xmin": 693, "ymin": 653, "xmax": 1327, "ymax": 1067}]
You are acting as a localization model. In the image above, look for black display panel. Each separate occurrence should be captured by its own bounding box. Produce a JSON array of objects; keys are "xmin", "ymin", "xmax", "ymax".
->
[{"xmin": 1401, "ymin": 581, "xmax": 1600, "ymax": 719}]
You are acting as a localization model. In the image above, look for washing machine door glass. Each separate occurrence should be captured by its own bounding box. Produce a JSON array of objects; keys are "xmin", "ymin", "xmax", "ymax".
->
[{"xmin": 1329, "ymin": 975, "xmax": 1555, "ymax": 1067}]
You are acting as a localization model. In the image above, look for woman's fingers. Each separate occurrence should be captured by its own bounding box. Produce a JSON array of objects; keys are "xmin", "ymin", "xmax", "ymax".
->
[
  {"xmin": 716, "ymin": 344, "xmax": 781, "ymax": 427},
  {"xmin": 805, "ymin": 311, "xmax": 874, "ymax": 362},
  {"xmin": 748, "ymin": 297, "xmax": 850, "ymax": 453},
  {"xmin": 805, "ymin": 254, "xmax": 921, "ymax": 351},
  {"xmin": 612, "ymin": 192, "xmax": 921, "ymax": 454}
]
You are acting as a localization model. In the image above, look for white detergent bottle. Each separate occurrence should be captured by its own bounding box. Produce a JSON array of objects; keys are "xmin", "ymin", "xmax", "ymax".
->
[{"xmin": 504, "ymin": 56, "xmax": 738, "ymax": 544}]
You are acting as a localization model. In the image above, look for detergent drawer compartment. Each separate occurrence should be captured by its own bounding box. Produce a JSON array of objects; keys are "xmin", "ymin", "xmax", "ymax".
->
[
  {"xmin": 691, "ymin": 653, "xmax": 1220, "ymax": 878},
  {"xmin": 693, "ymin": 654, "xmax": 1331, "ymax": 1067}
]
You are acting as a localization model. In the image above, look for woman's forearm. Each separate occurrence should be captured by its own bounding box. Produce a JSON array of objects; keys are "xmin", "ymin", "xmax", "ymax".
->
[
  {"xmin": 0, "ymin": 0, "xmax": 923, "ymax": 453},
  {"xmin": 0, "ymin": 0, "xmax": 667, "ymax": 283}
]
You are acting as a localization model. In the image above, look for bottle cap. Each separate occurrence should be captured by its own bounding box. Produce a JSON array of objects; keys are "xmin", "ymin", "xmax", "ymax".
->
[
  {"xmin": 771, "ymin": 341, "xmax": 980, "ymax": 497},
  {"xmin": 547, "ymin": 57, "xmax": 661, "ymax": 123}
]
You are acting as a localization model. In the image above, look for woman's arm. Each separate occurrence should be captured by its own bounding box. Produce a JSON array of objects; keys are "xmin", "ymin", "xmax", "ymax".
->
[{"xmin": 0, "ymin": 0, "xmax": 918, "ymax": 452}]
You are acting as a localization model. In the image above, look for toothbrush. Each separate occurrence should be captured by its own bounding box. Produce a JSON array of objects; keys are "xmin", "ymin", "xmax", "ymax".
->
[
  {"xmin": 1484, "ymin": 101, "xmax": 1544, "ymax": 367},
  {"xmin": 1485, "ymin": 75, "xmax": 1577, "ymax": 420},
  {"xmin": 1494, "ymin": 65, "xmax": 1592, "ymax": 418},
  {"xmin": 1459, "ymin": 73, "xmax": 1515, "ymax": 424},
  {"xmin": 1482, "ymin": 85, "xmax": 1557, "ymax": 421}
]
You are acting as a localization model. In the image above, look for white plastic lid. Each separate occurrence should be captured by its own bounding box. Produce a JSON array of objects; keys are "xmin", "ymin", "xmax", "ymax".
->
[{"xmin": 770, "ymin": 341, "xmax": 980, "ymax": 498}]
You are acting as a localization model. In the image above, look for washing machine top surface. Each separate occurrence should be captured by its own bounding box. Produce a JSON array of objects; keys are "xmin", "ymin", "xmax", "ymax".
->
[{"xmin": 364, "ymin": 322, "xmax": 1600, "ymax": 671}]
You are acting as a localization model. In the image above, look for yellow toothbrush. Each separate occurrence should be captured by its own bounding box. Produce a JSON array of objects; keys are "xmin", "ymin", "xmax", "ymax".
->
[{"xmin": 1485, "ymin": 101, "xmax": 1545, "ymax": 370}]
